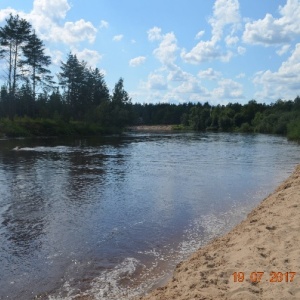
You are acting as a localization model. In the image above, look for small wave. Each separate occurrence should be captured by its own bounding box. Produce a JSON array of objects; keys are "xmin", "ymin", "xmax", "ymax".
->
[
  {"xmin": 48, "ymin": 258, "xmax": 148, "ymax": 300},
  {"xmin": 13, "ymin": 146, "xmax": 74, "ymax": 153}
]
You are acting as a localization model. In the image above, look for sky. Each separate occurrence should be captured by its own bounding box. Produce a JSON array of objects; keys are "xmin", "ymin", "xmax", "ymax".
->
[{"xmin": 0, "ymin": 0, "xmax": 300, "ymax": 105}]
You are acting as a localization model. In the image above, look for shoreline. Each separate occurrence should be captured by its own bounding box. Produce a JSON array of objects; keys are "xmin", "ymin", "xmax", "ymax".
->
[
  {"xmin": 127, "ymin": 125, "xmax": 174, "ymax": 132},
  {"xmin": 139, "ymin": 164, "xmax": 300, "ymax": 300}
]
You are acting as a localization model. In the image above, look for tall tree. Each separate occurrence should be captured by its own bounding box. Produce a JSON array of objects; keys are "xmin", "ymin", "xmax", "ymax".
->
[
  {"xmin": 110, "ymin": 78, "xmax": 131, "ymax": 127},
  {"xmin": 0, "ymin": 14, "xmax": 31, "ymax": 95},
  {"xmin": 21, "ymin": 31, "xmax": 53, "ymax": 100},
  {"xmin": 58, "ymin": 53, "xmax": 85, "ymax": 118},
  {"xmin": 111, "ymin": 78, "xmax": 131, "ymax": 106}
]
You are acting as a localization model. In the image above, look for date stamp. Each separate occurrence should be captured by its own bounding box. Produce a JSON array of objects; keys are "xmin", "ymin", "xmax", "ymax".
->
[{"xmin": 232, "ymin": 272, "xmax": 296, "ymax": 283}]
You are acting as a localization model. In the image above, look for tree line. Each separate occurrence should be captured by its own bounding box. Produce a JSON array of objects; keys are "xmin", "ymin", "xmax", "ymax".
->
[
  {"xmin": 0, "ymin": 14, "xmax": 132, "ymax": 131},
  {"xmin": 130, "ymin": 98, "xmax": 300, "ymax": 140},
  {"xmin": 0, "ymin": 14, "xmax": 300, "ymax": 140}
]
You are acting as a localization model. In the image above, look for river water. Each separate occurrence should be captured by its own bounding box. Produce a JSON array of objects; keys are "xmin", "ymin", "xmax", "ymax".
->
[{"xmin": 0, "ymin": 132, "xmax": 299, "ymax": 299}]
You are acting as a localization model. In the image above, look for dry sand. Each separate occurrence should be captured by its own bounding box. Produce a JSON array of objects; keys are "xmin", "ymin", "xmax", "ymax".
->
[{"xmin": 139, "ymin": 165, "xmax": 300, "ymax": 300}]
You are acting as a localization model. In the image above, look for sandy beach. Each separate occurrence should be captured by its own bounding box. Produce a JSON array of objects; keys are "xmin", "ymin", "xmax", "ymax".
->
[
  {"xmin": 139, "ymin": 164, "xmax": 300, "ymax": 300},
  {"xmin": 127, "ymin": 125, "xmax": 174, "ymax": 132}
]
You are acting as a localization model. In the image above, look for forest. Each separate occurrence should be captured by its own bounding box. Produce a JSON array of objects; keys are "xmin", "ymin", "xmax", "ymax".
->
[{"xmin": 1, "ymin": 14, "xmax": 300, "ymax": 140}]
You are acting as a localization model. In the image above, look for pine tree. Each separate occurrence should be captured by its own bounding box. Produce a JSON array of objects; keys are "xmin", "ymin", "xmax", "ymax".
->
[
  {"xmin": 0, "ymin": 14, "xmax": 31, "ymax": 96},
  {"xmin": 111, "ymin": 78, "xmax": 131, "ymax": 106},
  {"xmin": 59, "ymin": 53, "xmax": 85, "ymax": 118},
  {"xmin": 21, "ymin": 31, "xmax": 54, "ymax": 100}
]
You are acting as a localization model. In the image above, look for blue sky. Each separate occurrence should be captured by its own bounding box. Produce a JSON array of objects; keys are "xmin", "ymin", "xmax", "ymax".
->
[{"xmin": 1, "ymin": 0, "xmax": 300, "ymax": 105}]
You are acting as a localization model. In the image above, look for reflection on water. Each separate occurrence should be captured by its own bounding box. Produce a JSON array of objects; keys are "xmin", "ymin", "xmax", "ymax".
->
[{"xmin": 0, "ymin": 133, "xmax": 299, "ymax": 299}]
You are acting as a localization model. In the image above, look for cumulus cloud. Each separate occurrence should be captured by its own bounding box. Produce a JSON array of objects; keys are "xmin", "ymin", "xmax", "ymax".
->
[
  {"xmin": 181, "ymin": 0, "xmax": 241, "ymax": 64},
  {"xmin": 212, "ymin": 78, "xmax": 243, "ymax": 99},
  {"xmin": 0, "ymin": 8, "xmax": 19, "ymax": 22},
  {"xmin": 181, "ymin": 40, "xmax": 231, "ymax": 64},
  {"xmin": 253, "ymin": 43, "xmax": 300, "ymax": 100},
  {"xmin": 153, "ymin": 32, "xmax": 178, "ymax": 66},
  {"xmin": 33, "ymin": 0, "xmax": 70, "ymax": 20},
  {"xmin": 243, "ymin": 0, "xmax": 300, "ymax": 46},
  {"xmin": 52, "ymin": 19, "xmax": 97, "ymax": 44},
  {"xmin": 167, "ymin": 64, "xmax": 191, "ymax": 82},
  {"xmin": 113, "ymin": 34, "xmax": 124, "ymax": 42},
  {"xmin": 198, "ymin": 68, "xmax": 221, "ymax": 80},
  {"xmin": 146, "ymin": 73, "xmax": 168, "ymax": 90},
  {"xmin": 45, "ymin": 49, "xmax": 64, "ymax": 66},
  {"xmin": 209, "ymin": 0, "xmax": 241, "ymax": 43},
  {"xmin": 276, "ymin": 44, "xmax": 291, "ymax": 56},
  {"xmin": 225, "ymin": 35, "xmax": 239, "ymax": 46},
  {"xmin": 0, "ymin": 0, "xmax": 98, "ymax": 46},
  {"xmin": 147, "ymin": 26, "xmax": 162, "ymax": 41},
  {"xmin": 174, "ymin": 78, "xmax": 207, "ymax": 95},
  {"xmin": 129, "ymin": 56, "xmax": 146, "ymax": 67},
  {"xmin": 72, "ymin": 48, "xmax": 102, "ymax": 67}
]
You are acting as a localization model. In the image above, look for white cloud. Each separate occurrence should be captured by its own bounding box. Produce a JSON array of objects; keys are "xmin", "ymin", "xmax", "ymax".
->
[
  {"xmin": 0, "ymin": 8, "xmax": 19, "ymax": 22},
  {"xmin": 253, "ymin": 43, "xmax": 300, "ymax": 100},
  {"xmin": 276, "ymin": 44, "xmax": 290, "ymax": 56},
  {"xmin": 167, "ymin": 64, "xmax": 191, "ymax": 82},
  {"xmin": 54, "ymin": 19, "xmax": 97, "ymax": 44},
  {"xmin": 153, "ymin": 32, "xmax": 178, "ymax": 66},
  {"xmin": 0, "ymin": 0, "xmax": 98, "ymax": 46},
  {"xmin": 181, "ymin": 40, "xmax": 230, "ymax": 64},
  {"xmin": 181, "ymin": 0, "xmax": 241, "ymax": 64},
  {"xmin": 212, "ymin": 78, "xmax": 243, "ymax": 99},
  {"xmin": 225, "ymin": 35, "xmax": 239, "ymax": 46},
  {"xmin": 174, "ymin": 78, "xmax": 207, "ymax": 95},
  {"xmin": 243, "ymin": 0, "xmax": 300, "ymax": 46},
  {"xmin": 209, "ymin": 0, "xmax": 241, "ymax": 43},
  {"xmin": 33, "ymin": 0, "xmax": 70, "ymax": 20},
  {"xmin": 99, "ymin": 68, "xmax": 107, "ymax": 76},
  {"xmin": 198, "ymin": 68, "xmax": 221, "ymax": 80},
  {"xmin": 113, "ymin": 34, "xmax": 124, "ymax": 42},
  {"xmin": 129, "ymin": 56, "xmax": 146, "ymax": 67},
  {"xmin": 45, "ymin": 49, "xmax": 64, "ymax": 66},
  {"xmin": 147, "ymin": 26, "xmax": 162, "ymax": 41},
  {"xmin": 195, "ymin": 30, "xmax": 205, "ymax": 40},
  {"xmin": 72, "ymin": 48, "xmax": 102, "ymax": 67},
  {"xmin": 145, "ymin": 73, "xmax": 168, "ymax": 90},
  {"xmin": 100, "ymin": 20, "xmax": 109, "ymax": 29}
]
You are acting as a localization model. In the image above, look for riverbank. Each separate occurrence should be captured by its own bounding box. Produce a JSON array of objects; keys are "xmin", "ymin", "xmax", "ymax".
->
[
  {"xmin": 139, "ymin": 164, "xmax": 300, "ymax": 300},
  {"xmin": 127, "ymin": 125, "xmax": 174, "ymax": 132},
  {"xmin": 0, "ymin": 118, "xmax": 121, "ymax": 138}
]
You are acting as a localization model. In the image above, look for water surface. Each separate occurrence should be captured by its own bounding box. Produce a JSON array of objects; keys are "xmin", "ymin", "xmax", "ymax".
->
[{"xmin": 0, "ymin": 132, "xmax": 299, "ymax": 299}]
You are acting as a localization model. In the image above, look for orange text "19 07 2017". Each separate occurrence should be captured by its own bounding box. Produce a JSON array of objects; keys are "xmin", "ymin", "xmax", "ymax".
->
[{"xmin": 232, "ymin": 272, "xmax": 296, "ymax": 283}]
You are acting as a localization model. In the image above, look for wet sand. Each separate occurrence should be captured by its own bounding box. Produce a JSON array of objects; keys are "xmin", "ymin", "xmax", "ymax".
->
[{"xmin": 139, "ymin": 164, "xmax": 300, "ymax": 300}]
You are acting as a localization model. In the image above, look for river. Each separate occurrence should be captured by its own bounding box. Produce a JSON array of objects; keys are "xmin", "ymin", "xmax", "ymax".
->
[{"xmin": 0, "ymin": 132, "xmax": 299, "ymax": 299}]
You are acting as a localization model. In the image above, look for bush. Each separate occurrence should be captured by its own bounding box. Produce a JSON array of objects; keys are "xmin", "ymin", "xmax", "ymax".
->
[
  {"xmin": 239, "ymin": 122, "xmax": 253, "ymax": 133},
  {"xmin": 287, "ymin": 119, "xmax": 300, "ymax": 140}
]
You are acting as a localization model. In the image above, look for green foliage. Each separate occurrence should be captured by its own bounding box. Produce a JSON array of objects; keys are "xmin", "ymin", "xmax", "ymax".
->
[
  {"xmin": 0, "ymin": 14, "xmax": 32, "ymax": 95},
  {"xmin": 0, "ymin": 117, "xmax": 108, "ymax": 137},
  {"xmin": 1, "ymin": 15, "xmax": 300, "ymax": 140},
  {"xmin": 239, "ymin": 122, "xmax": 253, "ymax": 133},
  {"xmin": 287, "ymin": 119, "xmax": 300, "ymax": 140}
]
